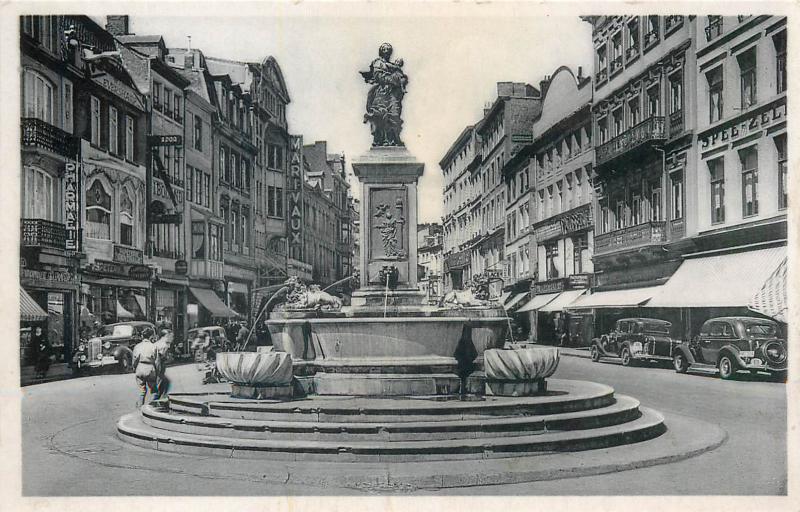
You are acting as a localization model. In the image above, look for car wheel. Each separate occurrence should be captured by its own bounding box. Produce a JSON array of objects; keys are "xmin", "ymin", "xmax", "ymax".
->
[
  {"xmin": 119, "ymin": 354, "xmax": 132, "ymax": 373},
  {"xmin": 590, "ymin": 345, "xmax": 600, "ymax": 362},
  {"xmin": 620, "ymin": 348, "xmax": 632, "ymax": 367},
  {"xmin": 673, "ymin": 352, "xmax": 688, "ymax": 373},
  {"xmin": 718, "ymin": 355, "xmax": 737, "ymax": 380}
]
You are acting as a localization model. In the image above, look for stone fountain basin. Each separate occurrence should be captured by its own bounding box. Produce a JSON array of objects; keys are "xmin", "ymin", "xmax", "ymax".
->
[
  {"xmin": 267, "ymin": 317, "xmax": 506, "ymax": 365},
  {"xmin": 215, "ymin": 351, "xmax": 293, "ymax": 386},
  {"xmin": 484, "ymin": 347, "xmax": 560, "ymax": 381}
]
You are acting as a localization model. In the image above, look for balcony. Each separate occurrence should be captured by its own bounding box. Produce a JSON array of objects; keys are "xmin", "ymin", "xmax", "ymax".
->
[
  {"xmin": 625, "ymin": 45, "xmax": 639, "ymax": 62},
  {"xmin": 595, "ymin": 68, "xmax": 608, "ymax": 84},
  {"xmin": 21, "ymin": 219, "xmax": 67, "ymax": 250},
  {"xmin": 21, "ymin": 118, "xmax": 79, "ymax": 159},
  {"xmin": 669, "ymin": 110, "xmax": 684, "ymax": 137},
  {"xmin": 670, "ymin": 217, "xmax": 685, "ymax": 239},
  {"xmin": 609, "ymin": 56, "xmax": 623, "ymax": 75},
  {"xmin": 594, "ymin": 221, "xmax": 667, "ymax": 256},
  {"xmin": 190, "ymin": 259, "xmax": 224, "ymax": 280},
  {"xmin": 596, "ymin": 116, "xmax": 666, "ymax": 167},
  {"xmin": 705, "ymin": 18, "xmax": 723, "ymax": 41},
  {"xmin": 665, "ymin": 16, "xmax": 684, "ymax": 33}
]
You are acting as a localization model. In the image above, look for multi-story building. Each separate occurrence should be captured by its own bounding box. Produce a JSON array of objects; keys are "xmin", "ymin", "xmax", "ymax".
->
[
  {"xmin": 112, "ymin": 21, "xmax": 192, "ymax": 341},
  {"xmin": 572, "ymin": 16, "xmax": 698, "ymax": 339},
  {"xmin": 642, "ymin": 16, "xmax": 788, "ymax": 336},
  {"xmin": 521, "ymin": 66, "xmax": 595, "ymax": 344},
  {"xmin": 440, "ymin": 126, "xmax": 481, "ymax": 292},
  {"xmin": 417, "ymin": 223, "xmax": 444, "ymax": 301},
  {"xmin": 473, "ymin": 82, "xmax": 542, "ymax": 298}
]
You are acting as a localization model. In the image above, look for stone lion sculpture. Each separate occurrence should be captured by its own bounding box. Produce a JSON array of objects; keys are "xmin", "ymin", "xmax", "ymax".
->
[
  {"xmin": 282, "ymin": 277, "xmax": 342, "ymax": 311},
  {"xmin": 438, "ymin": 274, "xmax": 493, "ymax": 308}
]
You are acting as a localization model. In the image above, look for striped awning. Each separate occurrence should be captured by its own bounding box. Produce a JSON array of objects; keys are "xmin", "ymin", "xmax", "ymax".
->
[
  {"xmin": 504, "ymin": 293, "xmax": 529, "ymax": 312},
  {"xmin": 749, "ymin": 258, "xmax": 788, "ymax": 323},
  {"xmin": 20, "ymin": 288, "xmax": 48, "ymax": 322}
]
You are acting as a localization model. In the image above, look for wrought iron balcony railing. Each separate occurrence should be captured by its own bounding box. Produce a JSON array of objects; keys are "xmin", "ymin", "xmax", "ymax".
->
[
  {"xmin": 189, "ymin": 259, "xmax": 224, "ymax": 280},
  {"xmin": 596, "ymin": 116, "xmax": 666, "ymax": 166},
  {"xmin": 21, "ymin": 218, "xmax": 67, "ymax": 250},
  {"xmin": 594, "ymin": 221, "xmax": 667, "ymax": 255},
  {"xmin": 21, "ymin": 118, "xmax": 79, "ymax": 158}
]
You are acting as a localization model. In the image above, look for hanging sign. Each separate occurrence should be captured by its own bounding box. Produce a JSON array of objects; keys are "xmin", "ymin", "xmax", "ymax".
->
[
  {"xmin": 64, "ymin": 162, "xmax": 80, "ymax": 251},
  {"xmin": 287, "ymin": 135, "xmax": 304, "ymax": 259}
]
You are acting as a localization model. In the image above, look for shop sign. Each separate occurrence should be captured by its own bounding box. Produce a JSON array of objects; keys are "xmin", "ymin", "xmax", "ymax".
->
[
  {"xmin": 445, "ymin": 250, "xmax": 471, "ymax": 272},
  {"xmin": 568, "ymin": 273, "xmax": 592, "ymax": 289},
  {"xmin": 147, "ymin": 134, "xmax": 183, "ymax": 147},
  {"xmin": 700, "ymin": 100, "xmax": 786, "ymax": 151},
  {"xmin": 20, "ymin": 267, "xmax": 76, "ymax": 286},
  {"xmin": 535, "ymin": 204, "xmax": 592, "ymax": 242},
  {"xmin": 152, "ymin": 177, "xmax": 184, "ymax": 206},
  {"xmin": 287, "ymin": 135, "xmax": 304, "ymax": 256},
  {"xmin": 483, "ymin": 269, "xmax": 503, "ymax": 281},
  {"xmin": 113, "ymin": 245, "xmax": 143, "ymax": 264},
  {"xmin": 535, "ymin": 222, "xmax": 563, "ymax": 242},
  {"xmin": 174, "ymin": 260, "xmax": 188, "ymax": 275},
  {"xmin": 534, "ymin": 278, "xmax": 565, "ymax": 295},
  {"xmin": 93, "ymin": 73, "xmax": 143, "ymax": 109},
  {"xmin": 64, "ymin": 162, "xmax": 80, "ymax": 251},
  {"xmin": 90, "ymin": 259, "xmax": 124, "ymax": 275},
  {"xmin": 128, "ymin": 265, "xmax": 152, "ymax": 281}
]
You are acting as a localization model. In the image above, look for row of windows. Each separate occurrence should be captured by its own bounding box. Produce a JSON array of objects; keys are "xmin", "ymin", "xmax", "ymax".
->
[
  {"xmin": 84, "ymin": 179, "xmax": 139, "ymax": 247},
  {"xmin": 219, "ymin": 145, "xmax": 251, "ymax": 190},
  {"xmin": 597, "ymin": 73, "xmax": 680, "ymax": 144},
  {"xmin": 219, "ymin": 204, "xmax": 250, "ymax": 250},
  {"xmin": 534, "ymin": 125, "xmax": 592, "ymax": 178},
  {"xmin": 152, "ymin": 81, "xmax": 183, "ymax": 124},
  {"xmin": 186, "ymin": 165, "xmax": 212, "ymax": 208},
  {"xmin": 191, "ymin": 221, "xmax": 223, "ymax": 262},
  {"xmin": 542, "ymin": 234, "xmax": 590, "ymax": 280},
  {"xmin": 536, "ymin": 167, "xmax": 591, "ymax": 222},
  {"xmin": 89, "ymin": 95, "xmax": 137, "ymax": 161}
]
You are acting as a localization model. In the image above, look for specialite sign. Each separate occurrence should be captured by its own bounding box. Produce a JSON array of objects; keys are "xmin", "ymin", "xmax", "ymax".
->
[{"xmin": 287, "ymin": 135, "xmax": 304, "ymax": 260}]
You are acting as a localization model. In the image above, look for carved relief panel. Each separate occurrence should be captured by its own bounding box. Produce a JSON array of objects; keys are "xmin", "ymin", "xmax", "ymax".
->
[{"xmin": 369, "ymin": 187, "xmax": 408, "ymax": 260}]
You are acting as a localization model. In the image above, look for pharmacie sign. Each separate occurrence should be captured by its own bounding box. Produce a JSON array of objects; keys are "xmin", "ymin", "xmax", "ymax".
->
[
  {"xmin": 287, "ymin": 135, "xmax": 304, "ymax": 256},
  {"xmin": 700, "ymin": 99, "xmax": 786, "ymax": 151},
  {"xmin": 64, "ymin": 162, "xmax": 80, "ymax": 251}
]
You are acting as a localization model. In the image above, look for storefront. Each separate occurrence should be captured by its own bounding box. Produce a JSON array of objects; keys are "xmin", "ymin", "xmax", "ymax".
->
[
  {"xmin": 444, "ymin": 249, "xmax": 471, "ymax": 291},
  {"xmin": 520, "ymin": 274, "xmax": 592, "ymax": 345},
  {"xmin": 153, "ymin": 273, "xmax": 189, "ymax": 343},
  {"xmin": 227, "ymin": 280, "xmax": 250, "ymax": 320},
  {"xmin": 81, "ymin": 256, "xmax": 151, "ymax": 326},
  {"xmin": 189, "ymin": 284, "xmax": 238, "ymax": 327}
]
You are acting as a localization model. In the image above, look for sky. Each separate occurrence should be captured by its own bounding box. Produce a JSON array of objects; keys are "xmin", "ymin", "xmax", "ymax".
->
[{"xmin": 122, "ymin": 8, "xmax": 593, "ymax": 222}]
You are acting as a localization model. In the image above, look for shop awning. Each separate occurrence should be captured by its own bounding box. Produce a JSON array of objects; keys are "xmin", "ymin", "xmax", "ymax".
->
[
  {"xmin": 567, "ymin": 286, "xmax": 663, "ymax": 309},
  {"xmin": 82, "ymin": 277, "xmax": 150, "ymax": 289},
  {"xmin": 540, "ymin": 289, "xmax": 587, "ymax": 313},
  {"xmin": 116, "ymin": 301, "xmax": 135, "ymax": 319},
  {"xmin": 504, "ymin": 293, "xmax": 530, "ymax": 312},
  {"xmin": 499, "ymin": 291, "xmax": 511, "ymax": 305},
  {"xmin": 517, "ymin": 292, "xmax": 559, "ymax": 313},
  {"xmin": 190, "ymin": 287, "xmax": 239, "ymax": 318},
  {"xmin": 20, "ymin": 288, "xmax": 48, "ymax": 322},
  {"xmin": 748, "ymin": 257, "xmax": 788, "ymax": 323},
  {"xmin": 158, "ymin": 276, "xmax": 189, "ymax": 286},
  {"xmin": 647, "ymin": 246, "xmax": 786, "ymax": 308}
]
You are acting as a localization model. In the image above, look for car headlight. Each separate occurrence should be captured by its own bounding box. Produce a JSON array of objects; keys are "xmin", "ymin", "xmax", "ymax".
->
[
  {"xmin": 103, "ymin": 341, "xmax": 111, "ymax": 350},
  {"xmin": 78, "ymin": 344, "xmax": 85, "ymax": 352},
  {"xmin": 631, "ymin": 342, "xmax": 643, "ymax": 353},
  {"xmin": 765, "ymin": 343, "xmax": 787, "ymax": 363},
  {"xmin": 96, "ymin": 353, "xmax": 103, "ymax": 360},
  {"xmin": 80, "ymin": 355, "xmax": 87, "ymax": 361}
]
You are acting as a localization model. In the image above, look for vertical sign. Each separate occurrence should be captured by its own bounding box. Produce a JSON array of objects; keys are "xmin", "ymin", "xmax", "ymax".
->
[
  {"xmin": 64, "ymin": 162, "xmax": 80, "ymax": 251},
  {"xmin": 287, "ymin": 135, "xmax": 304, "ymax": 260}
]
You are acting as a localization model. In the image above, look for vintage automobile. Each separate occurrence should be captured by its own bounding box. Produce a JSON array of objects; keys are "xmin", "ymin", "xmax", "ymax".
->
[
  {"xmin": 188, "ymin": 326, "xmax": 229, "ymax": 361},
  {"xmin": 72, "ymin": 321, "xmax": 156, "ymax": 374},
  {"xmin": 672, "ymin": 316, "xmax": 787, "ymax": 380},
  {"xmin": 590, "ymin": 318, "xmax": 674, "ymax": 367}
]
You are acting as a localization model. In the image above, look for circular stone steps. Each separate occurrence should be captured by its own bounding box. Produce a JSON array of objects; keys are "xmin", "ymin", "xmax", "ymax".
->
[{"xmin": 116, "ymin": 379, "xmax": 667, "ymax": 462}]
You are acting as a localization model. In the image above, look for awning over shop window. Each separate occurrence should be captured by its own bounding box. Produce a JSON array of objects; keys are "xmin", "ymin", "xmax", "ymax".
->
[
  {"xmin": 647, "ymin": 246, "xmax": 786, "ymax": 308},
  {"xmin": 540, "ymin": 289, "xmax": 587, "ymax": 313},
  {"xmin": 517, "ymin": 292, "xmax": 559, "ymax": 313},
  {"xmin": 117, "ymin": 301, "xmax": 135, "ymax": 319},
  {"xmin": 748, "ymin": 258, "xmax": 788, "ymax": 323},
  {"xmin": 567, "ymin": 286, "xmax": 663, "ymax": 309},
  {"xmin": 81, "ymin": 277, "xmax": 150, "ymax": 289},
  {"xmin": 20, "ymin": 288, "xmax": 48, "ymax": 322},
  {"xmin": 503, "ymin": 293, "xmax": 529, "ymax": 312},
  {"xmin": 190, "ymin": 287, "xmax": 239, "ymax": 318}
]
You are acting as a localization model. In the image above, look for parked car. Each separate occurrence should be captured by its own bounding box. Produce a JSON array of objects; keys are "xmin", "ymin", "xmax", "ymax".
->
[
  {"xmin": 672, "ymin": 316, "xmax": 787, "ymax": 380},
  {"xmin": 590, "ymin": 318, "xmax": 674, "ymax": 367},
  {"xmin": 188, "ymin": 326, "xmax": 229, "ymax": 361},
  {"xmin": 72, "ymin": 321, "xmax": 156, "ymax": 374}
]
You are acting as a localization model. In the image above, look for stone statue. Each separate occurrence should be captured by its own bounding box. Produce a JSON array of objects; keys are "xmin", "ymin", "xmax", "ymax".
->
[
  {"xmin": 438, "ymin": 276, "xmax": 492, "ymax": 308},
  {"xmin": 360, "ymin": 43, "xmax": 408, "ymax": 147},
  {"xmin": 374, "ymin": 202, "xmax": 406, "ymax": 258},
  {"xmin": 281, "ymin": 276, "xmax": 343, "ymax": 311}
]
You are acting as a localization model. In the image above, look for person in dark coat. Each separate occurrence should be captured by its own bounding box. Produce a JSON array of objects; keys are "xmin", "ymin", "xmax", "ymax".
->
[{"xmin": 31, "ymin": 326, "xmax": 52, "ymax": 379}]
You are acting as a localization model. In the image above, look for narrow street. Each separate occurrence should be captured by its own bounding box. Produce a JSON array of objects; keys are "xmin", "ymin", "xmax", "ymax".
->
[{"xmin": 21, "ymin": 355, "xmax": 786, "ymax": 495}]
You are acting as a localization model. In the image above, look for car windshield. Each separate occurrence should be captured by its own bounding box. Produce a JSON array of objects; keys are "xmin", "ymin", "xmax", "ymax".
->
[
  {"xmin": 745, "ymin": 323, "xmax": 777, "ymax": 337},
  {"xmin": 643, "ymin": 322, "xmax": 670, "ymax": 334},
  {"xmin": 100, "ymin": 325, "xmax": 134, "ymax": 337}
]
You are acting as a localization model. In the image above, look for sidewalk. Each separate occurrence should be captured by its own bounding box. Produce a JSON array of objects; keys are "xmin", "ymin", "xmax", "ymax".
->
[{"xmin": 20, "ymin": 363, "xmax": 72, "ymax": 387}]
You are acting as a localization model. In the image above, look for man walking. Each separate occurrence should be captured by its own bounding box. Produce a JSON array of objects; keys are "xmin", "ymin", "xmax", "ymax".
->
[{"xmin": 132, "ymin": 327, "xmax": 161, "ymax": 407}]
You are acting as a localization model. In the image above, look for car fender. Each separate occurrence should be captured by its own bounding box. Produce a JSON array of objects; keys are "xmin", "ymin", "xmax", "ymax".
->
[
  {"xmin": 673, "ymin": 344, "xmax": 696, "ymax": 364},
  {"xmin": 594, "ymin": 337, "xmax": 611, "ymax": 356},
  {"xmin": 718, "ymin": 345, "xmax": 747, "ymax": 367},
  {"xmin": 112, "ymin": 345, "xmax": 133, "ymax": 361}
]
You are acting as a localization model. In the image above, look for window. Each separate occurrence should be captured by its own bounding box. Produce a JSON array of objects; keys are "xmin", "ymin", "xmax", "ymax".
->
[
  {"xmin": 174, "ymin": 95, "xmax": 182, "ymax": 122},
  {"xmin": 709, "ymin": 158, "xmax": 725, "ymax": 224},
  {"xmin": 125, "ymin": 115, "xmax": 134, "ymax": 160},
  {"xmin": 120, "ymin": 188, "xmax": 134, "ymax": 246},
  {"xmin": 629, "ymin": 97, "xmax": 641, "ymax": 127},
  {"xmin": 230, "ymin": 209, "xmax": 238, "ymax": 246},
  {"xmin": 650, "ymin": 185, "xmax": 662, "ymax": 221},
  {"xmin": 627, "ymin": 18, "xmax": 640, "ymax": 58},
  {"xmin": 242, "ymin": 159, "xmax": 250, "ymax": 190},
  {"xmin": 596, "ymin": 45, "xmax": 607, "ymax": 80},
  {"xmin": 545, "ymin": 242, "xmax": 559, "ymax": 279},
  {"xmin": 193, "ymin": 115, "xmax": 203, "ymax": 150},
  {"xmin": 192, "ymin": 221, "xmax": 206, "ymax": 259},
  {"xmin": 611, "ymin": 32, "xmax": 623, "ymax": 70},
  {"xmin": 62, "ymin": 80, "xmax": 73, "ymax": 133},
  {"xmin": 210, "ymin": 224, "xmax": 222, "ymax": 261},
  {"xmin": 22, "ymin": 69, "xmax": 54, "ymax": 123},
  {"xmin": 706, "ymin": 16, "xmax": 723, "ymax": 42},
  {"xmin": 707, "ymin": 66, "xmax": 724, "ymax": 123},
  {"xmin": 670, "ymin": 171, "xmax": 683, "ymax": 219},
  {"xmin": 86, "ymin": 180, "xmax": 111, "ymax": 240},
  {"xmin": 612, "ymin": 107, "xmax": 624, "ymax": 136},
  {"xmin": 647, "ymin": 85, "xmax": 660, "ymax": 117},
  {"xmin": 90, "ymin": 96, "xmax": 101, "ymax": 146},
  {"xmin": 186, "ymin": 165, "xmax": 194, "ymax": 202},
  {"xmin": 221, "ymin": 204, "xmax": 229, "ymax": 247},
  {"xmin": 599, "ymin": 198, "xmax": 610, "ymax": 233},
  {"xmin": 776, "ymin": 135, "xmax": 787, "ymax": 210},
  {"xmin": 109, "ymin": 106, "xmax": 118, "ymax": 154},
  {"xmin": 616, "ymin": 200, "xmax": 625, "ymax": 229},
  {"xmin": 22, "ymin": 167, "xmax": 55, "ymax": 221},
  {"xmin": 220, "ymin": 146, "xmax": 228, "ymax": 182},
  {"xmin": 242, "ymin": 212, "xmax": 249, "ymax": 249},
  {"xmin": 153, "ymin": 82, "xmax": 161, "ymax": 110},
  {"xmin": 774, "ymin": 31, "xmax": 787, "ymax": 94},
  {"xmin": 573, "ymin": 235, "xmax": 588, "ymax": 274},
  {"xmin": 195, "ymin": 168, "xmax": 204, "ymax": 205},
  {"xmin": 231, "ymin": 152, "xmax": 238, "ymax": 188},
  {"xmin": 739, "ymin": 147, "xmax": 758, "ymax": 217},
  {"xmin": 164, "ymin": 89, "xmax": 172, "ymax": 116},
  {"xmin": 598, "ymin": 116, "xmax": 609, "ymax": 144},
  {"xmin": 669, "ymin": 72, "xmax": 683, "ymax": 114},
  {"xmin": 631, "ymin": 194, "xmax": 642, "ymax": 225},
  {"xmin": 204, "ymin": 173, "xmax": 210, "ymax": 208},
  {"xmin": 645, "ymin": 16, "xmax": 660, "ymax": 46},
  {"xmin": 268, "ymin": 143, "xmax": 284, "ymax": 170},
  {"xmin": 738, "ymin": 49, "xmax": 757, "ymax": 109}
]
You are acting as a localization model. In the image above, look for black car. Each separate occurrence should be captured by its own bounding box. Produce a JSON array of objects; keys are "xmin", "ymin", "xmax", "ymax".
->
[
  {"xmin": 72, "ymin": 321, "xmax": 156, "ymax": 374},
  {"xmin": 672, "ymin": 316, "xmax": 787, "ymax": 380},
  {"xmin": 590, "ymin": 318, "xmax": 674, "ymax": 367}
]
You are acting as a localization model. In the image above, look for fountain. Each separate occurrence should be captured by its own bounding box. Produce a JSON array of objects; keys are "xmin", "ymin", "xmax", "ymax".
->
[{"xmin": 116, "ymin": 43, "xmax": 671, "ymax": 475}]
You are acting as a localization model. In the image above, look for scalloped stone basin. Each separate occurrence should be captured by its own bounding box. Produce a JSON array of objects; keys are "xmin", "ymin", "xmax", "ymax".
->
[
  {"xmin": 215, "ymin": 351, "xmax": 293, "ymax": 386},
  {"xmin": 484, "ymin": 347, "xmax": 560, "ymax": 397}
]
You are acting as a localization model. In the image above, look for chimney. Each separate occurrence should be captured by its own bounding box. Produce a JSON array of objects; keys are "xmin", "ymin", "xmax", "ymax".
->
[
  {"xmin": 184, "ymin": 37, "xmax": 193, "ymax": 70},
  {"xmin": 577, "ymin": 66, "xmax": 584, "ymax": 80},
  {"xmin": 106, "ymin": 15, "xmax": 130, "ymax": 36},
  {"xmin": 539, "ymin": 75, "xmax": 551, "ymax": 98}
]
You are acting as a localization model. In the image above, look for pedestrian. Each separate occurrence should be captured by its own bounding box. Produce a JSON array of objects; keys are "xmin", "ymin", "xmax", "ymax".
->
[
  {"xmin": 236, "ymin": 322, "xmax": 250, "ymax": 349},
  {"xmin": 132, "ymin": 327, "xmax": 162, "ymax": 407},
  {"xmin": 31, "ymin": 326, "xmax": 52, "ymax": 380},
  {"xmin": 154, "ymin": 330, "xmax": 173, "ymax": 399}
]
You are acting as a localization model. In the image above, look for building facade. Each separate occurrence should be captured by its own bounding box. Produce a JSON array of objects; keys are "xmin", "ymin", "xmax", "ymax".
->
[{"xmin": 417, "ymin": 223, "xmax": 443, "ymax": 301}]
